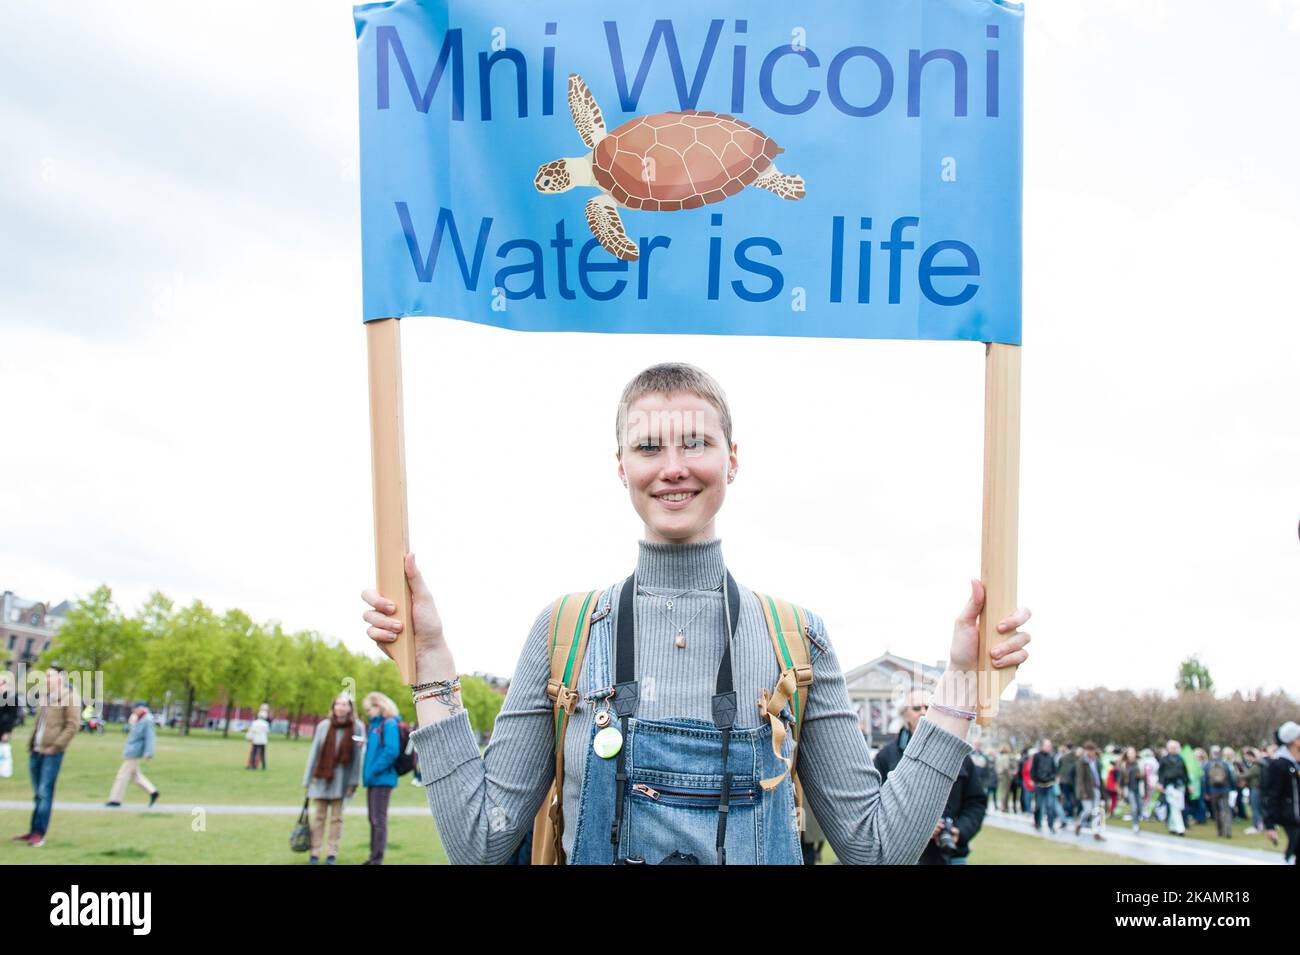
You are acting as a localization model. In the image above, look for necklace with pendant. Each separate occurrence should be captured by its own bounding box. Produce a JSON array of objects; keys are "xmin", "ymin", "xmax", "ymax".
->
[
  {"xmin": 637, "ymin": 582, "xmax": 720, "ymax": 649},
  {"xmin": 635, "ymin": 585, "xmax": 692, "ymax": 611}
]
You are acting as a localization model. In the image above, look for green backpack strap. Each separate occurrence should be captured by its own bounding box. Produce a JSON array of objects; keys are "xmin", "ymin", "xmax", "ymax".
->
[
  {"xmin": 753, "ymin": 592, "xmax": 815, "ymax": 819},
  {"xmin": 531, "ymin": 589, "xmax": 606, "ymax": 864}
]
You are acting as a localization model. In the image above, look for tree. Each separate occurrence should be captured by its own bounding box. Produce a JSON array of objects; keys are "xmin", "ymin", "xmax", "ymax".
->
[
  {"xmin": 131, "ymin": 591, "xmax": 175, "ymax": 712},
  {"xmin": 136, "ymin": 590, "xmax": 175, "ymax": 639},
  {"xmin": 139, "ymin": 600, "xmax": 229, "ymax": 735},
  {"xmin": 995, "ymin": 683, "xmax": 1294, "ymax": 752},
  {"xmin": 39, "ymin": 585, "xmax": 142, "ymax": 700},
  {"xmin": 280, "ymin": 631, "xmax": 339, "ymax": 738},
  {"xmin": 358, "ymin": 654, "xmax": 416, "ymax": 723},
  {"xmin": 214, "ymin": 609, "xmax": 269, "ymax": 738},
  {"xmin": 1176, "ymin": 655, "xmax": 1214, "ymax": 695},
  {"xmin": 248, "ymin": 622, "xmax": 292, "ymax": 723},
  {"xmin": 459, "ymin": 675, "xmax": 504, "ymax": 739}
]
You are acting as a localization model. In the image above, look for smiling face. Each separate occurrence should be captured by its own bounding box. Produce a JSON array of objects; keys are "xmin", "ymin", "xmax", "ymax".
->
[
  {"xmin": 616, "ymin": 390, "xmax": 737, "ymax": 545},
  {"xmin": 332, "ymin": 695, "xmax": 353, "ymax": 721}
]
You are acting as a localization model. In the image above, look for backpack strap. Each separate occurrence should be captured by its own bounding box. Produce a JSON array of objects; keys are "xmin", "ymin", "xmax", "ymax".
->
[
  {"xmin": 530, "ymin": 588, "xmax": 606, "ymax": 865},
  {"xmin": 753, "ymin": 592, "xmax": 815, "ymax": 808}
]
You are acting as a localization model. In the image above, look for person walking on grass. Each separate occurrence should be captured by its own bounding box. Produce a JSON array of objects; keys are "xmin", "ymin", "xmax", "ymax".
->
[
  {"xmin": 302, "ymin": 693, "xmax": 365, "ymax": 865},
  {"xmin": 1242, "ymin": 748, "xmax": 1265, "ymax": 834},
  {"xmin": 246, "ymin": 704, "xmax": 271, "ymax": 770},
  {"xmin": 995, "ymin": 745, "xmax": 1014, "ymax": 813},
  {"xmin": 1185, "ymin": 746, "xmax": 1207, "ymax": 826},
  {"xmin": 0, "ymin": 673, "xmax": 19, "ymax": 778},
  {"xmin": 106, "ymin": 702, "xmax": 159, "ymax": 808},
  {"xmin": 1225, "ymin": 746, "xmax": 1247, "ymax": 822},
  {"xmin": 1073, "ymin": 741, "xmax": 1106, "ymax": 841},
  {"xmin": 14, "ymin": 666, "xmax": 80, "ymax": 848},
  {"xmin": 1030, "ymin": 739, "xmax": 1061, "ymax": 833},
  {"xmin": 1203, "ymin": 745, "xmax": 1236, "ymax": 839},
  {"xmin": 1158, "ymin": 739, "xmax": 1189, "ymax": 836},
  {"xmin": 1056, "ymin": 743, "xmax": 1077, "ymax": 822},
  {"xmin": 1263, "ymin": 721, "xmax": 1300, "ymax": 864},
  {"xmin": 361, "ymin": 691, "xmax": 401, "ymax": 865},
  {"xmin": 1017, "ymin": 748, "xmax": 1034, "ymax": 813},
  {"xmin": 1119, "ymin": 746, "xmax": 1145, "ymax": 834}
]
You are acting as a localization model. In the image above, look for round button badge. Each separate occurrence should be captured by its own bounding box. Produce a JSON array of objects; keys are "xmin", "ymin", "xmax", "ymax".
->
[{"xmin": 592, "ymin": 725, "xmax": 623, "ymax": 759}]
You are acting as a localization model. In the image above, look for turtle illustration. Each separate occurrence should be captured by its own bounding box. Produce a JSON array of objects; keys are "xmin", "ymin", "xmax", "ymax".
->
[{"xmin": 534, "ymin": 74, "xmax": 806, "ymax": 262}]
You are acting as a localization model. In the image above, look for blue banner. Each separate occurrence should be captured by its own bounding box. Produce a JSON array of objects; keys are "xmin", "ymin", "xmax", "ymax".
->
[{"xmin": 354, "ymin": 0, "xmax": 1023, "ymax": 343}]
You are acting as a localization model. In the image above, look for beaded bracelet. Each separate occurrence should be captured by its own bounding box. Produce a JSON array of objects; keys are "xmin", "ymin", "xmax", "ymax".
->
[
  {"xmin": 413, "ymin": 679, "xmax": 460, "ymax": 705},
  {"xmin": 412, "ymin": 678, "xmax": 459, "ymax": 693}
]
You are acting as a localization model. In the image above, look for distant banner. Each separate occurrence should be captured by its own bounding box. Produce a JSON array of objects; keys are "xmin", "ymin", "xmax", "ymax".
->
[{"xmin": 354, "ymin": 0, "xmax": 1023, "ymax": 343}]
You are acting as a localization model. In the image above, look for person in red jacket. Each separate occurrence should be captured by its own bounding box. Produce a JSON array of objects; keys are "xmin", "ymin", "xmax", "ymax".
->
[{"xmin": 1021, "ymin": 749, "xmax": 1036, "ymax": 814}]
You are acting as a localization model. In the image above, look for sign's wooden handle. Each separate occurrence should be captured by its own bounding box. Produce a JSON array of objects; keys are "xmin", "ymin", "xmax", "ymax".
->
[
  {"xmin": 367, "ymin": 318, "xmax": 417, "ymax": 684},
  {"xmin": 977, "ymin": 342, "xmax": 1021, "ymax": 725}
]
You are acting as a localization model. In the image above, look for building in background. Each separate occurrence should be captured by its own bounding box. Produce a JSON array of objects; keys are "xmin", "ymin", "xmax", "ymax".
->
[
  {"xmin": 844, "ymin": 651, "xmax": 1034, "ymax": 752},
  {"xmin": 1, "ymin": 591, "xmax": 70, "ymax": 670},
  {"xmin": 843, "ymin": 652, "xmax": 947, "ymax": 751}
]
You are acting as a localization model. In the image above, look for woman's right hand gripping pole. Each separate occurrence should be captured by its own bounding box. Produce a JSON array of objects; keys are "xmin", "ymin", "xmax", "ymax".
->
[{"xmin": 361, "ymin": 553, "xmax": 461, "ymax": 723}]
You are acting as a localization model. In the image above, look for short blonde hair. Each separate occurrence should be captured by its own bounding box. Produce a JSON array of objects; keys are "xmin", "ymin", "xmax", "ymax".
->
[
  {"xmin": 363, "ymin": 691, "xmax": 399, "ymax": 719},
  {"xmin": 615, "ymin": 362, "xmax": 733, "ymax": 452}
]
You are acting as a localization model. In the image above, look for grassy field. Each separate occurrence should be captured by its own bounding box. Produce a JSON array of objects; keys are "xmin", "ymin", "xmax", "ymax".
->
[
  {"xmin": 2, "ymin": 723, "xmax": 1156, "ymax": 865},
  {"xmin": 0, "ymin": 810, "xmax": 448, "ymax": 865},
  {"xmin": 1, "ymin": 722, "xmax": 448, "ymax": 864},
  {"xmin": 0, "ymin": 723, "xmax": 434, "ymax": 808}
]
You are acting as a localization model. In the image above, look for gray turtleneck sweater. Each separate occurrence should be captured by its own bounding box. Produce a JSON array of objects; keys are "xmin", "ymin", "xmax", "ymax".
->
[{"xmin": 410, "ymin": 538, "xmax": 972, "ymax": 864}]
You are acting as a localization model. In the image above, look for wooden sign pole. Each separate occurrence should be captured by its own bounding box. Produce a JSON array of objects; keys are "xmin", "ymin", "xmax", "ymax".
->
[
  {"xmin": 366, "ymin": 317, "xmax": 417, "ymax": 684},
  {"xmin": 976, "ymin": 342, "xmax": 1021, "ymax": 725}
]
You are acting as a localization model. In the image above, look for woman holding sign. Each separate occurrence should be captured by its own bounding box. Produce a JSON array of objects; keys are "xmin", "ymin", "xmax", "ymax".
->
[{"xmin": 361, "ymin": 363, "xmax": 1031, "ymax": 865}]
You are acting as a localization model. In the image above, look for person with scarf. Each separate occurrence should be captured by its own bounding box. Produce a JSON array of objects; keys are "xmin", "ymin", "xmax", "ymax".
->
[{"xmin": 301, "ymin": 693, "xmax": 365, "ymax": 864}]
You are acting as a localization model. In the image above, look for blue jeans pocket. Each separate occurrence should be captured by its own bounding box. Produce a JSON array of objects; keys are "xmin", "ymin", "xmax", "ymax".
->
[{"xmin": 624, "ymin": 770, "xmax": 760, "ymax": 864}]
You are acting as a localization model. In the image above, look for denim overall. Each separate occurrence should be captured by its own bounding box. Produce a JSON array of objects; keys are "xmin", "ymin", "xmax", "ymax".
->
[{"xmin": 567, "ymin": 577, "xmax": 804, "ymax": 865}]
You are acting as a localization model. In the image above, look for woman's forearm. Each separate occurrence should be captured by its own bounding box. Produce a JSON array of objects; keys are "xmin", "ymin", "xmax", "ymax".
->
[
  {"xmin": 794, "ymin": 612, "xmax": 975, "ymax": 865},
  {"xmin": 413, "ymin": 646, "xmax": 463, "ymax": 725},
  {"xmin": 927, "ymin": 669, "xmax": 976, "ymax": 740},
  {"xmin": 409, "ymin": 606, "xmax": 558, "ymax": 864}
]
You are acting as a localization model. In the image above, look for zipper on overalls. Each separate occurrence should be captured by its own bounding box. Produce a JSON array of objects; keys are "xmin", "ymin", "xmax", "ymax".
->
[{"xmin": 630, "ymin": 782, "xmax": 758, "ymax": 804}]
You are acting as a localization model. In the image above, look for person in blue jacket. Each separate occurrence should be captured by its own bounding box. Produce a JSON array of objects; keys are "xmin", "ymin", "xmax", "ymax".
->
[
  {"xmin": 106, "ymin": 702, "xmax": 159, "ymax": 808},
  {"xmin": 361, "ymin": 692, "xmax": 401, "ymax": 864}
]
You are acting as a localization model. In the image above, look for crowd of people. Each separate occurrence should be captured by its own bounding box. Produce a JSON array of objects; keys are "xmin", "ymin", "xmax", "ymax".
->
[
  {"xmin": 963, "ymin": 722, "xmax": 1300, "ymax": 863},
  {"xmin": 1, "ymin": 668, "xmax": 419, "ymax": 863}
]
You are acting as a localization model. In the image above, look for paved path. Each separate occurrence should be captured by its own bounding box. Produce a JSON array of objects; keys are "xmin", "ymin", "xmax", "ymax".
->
[
  {"xmin": 0, "ymin": 799, "xmax": 432, "ymax": 817},
  {"xmin": 984, "ymin": 808, "xmax": 1285, "ymax": 865}
]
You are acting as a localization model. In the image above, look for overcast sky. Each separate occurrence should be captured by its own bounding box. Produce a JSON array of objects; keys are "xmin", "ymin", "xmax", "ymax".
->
[{"xmin": 2, "ymin": 0, "xmax": 1297, "ymax": 699}]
